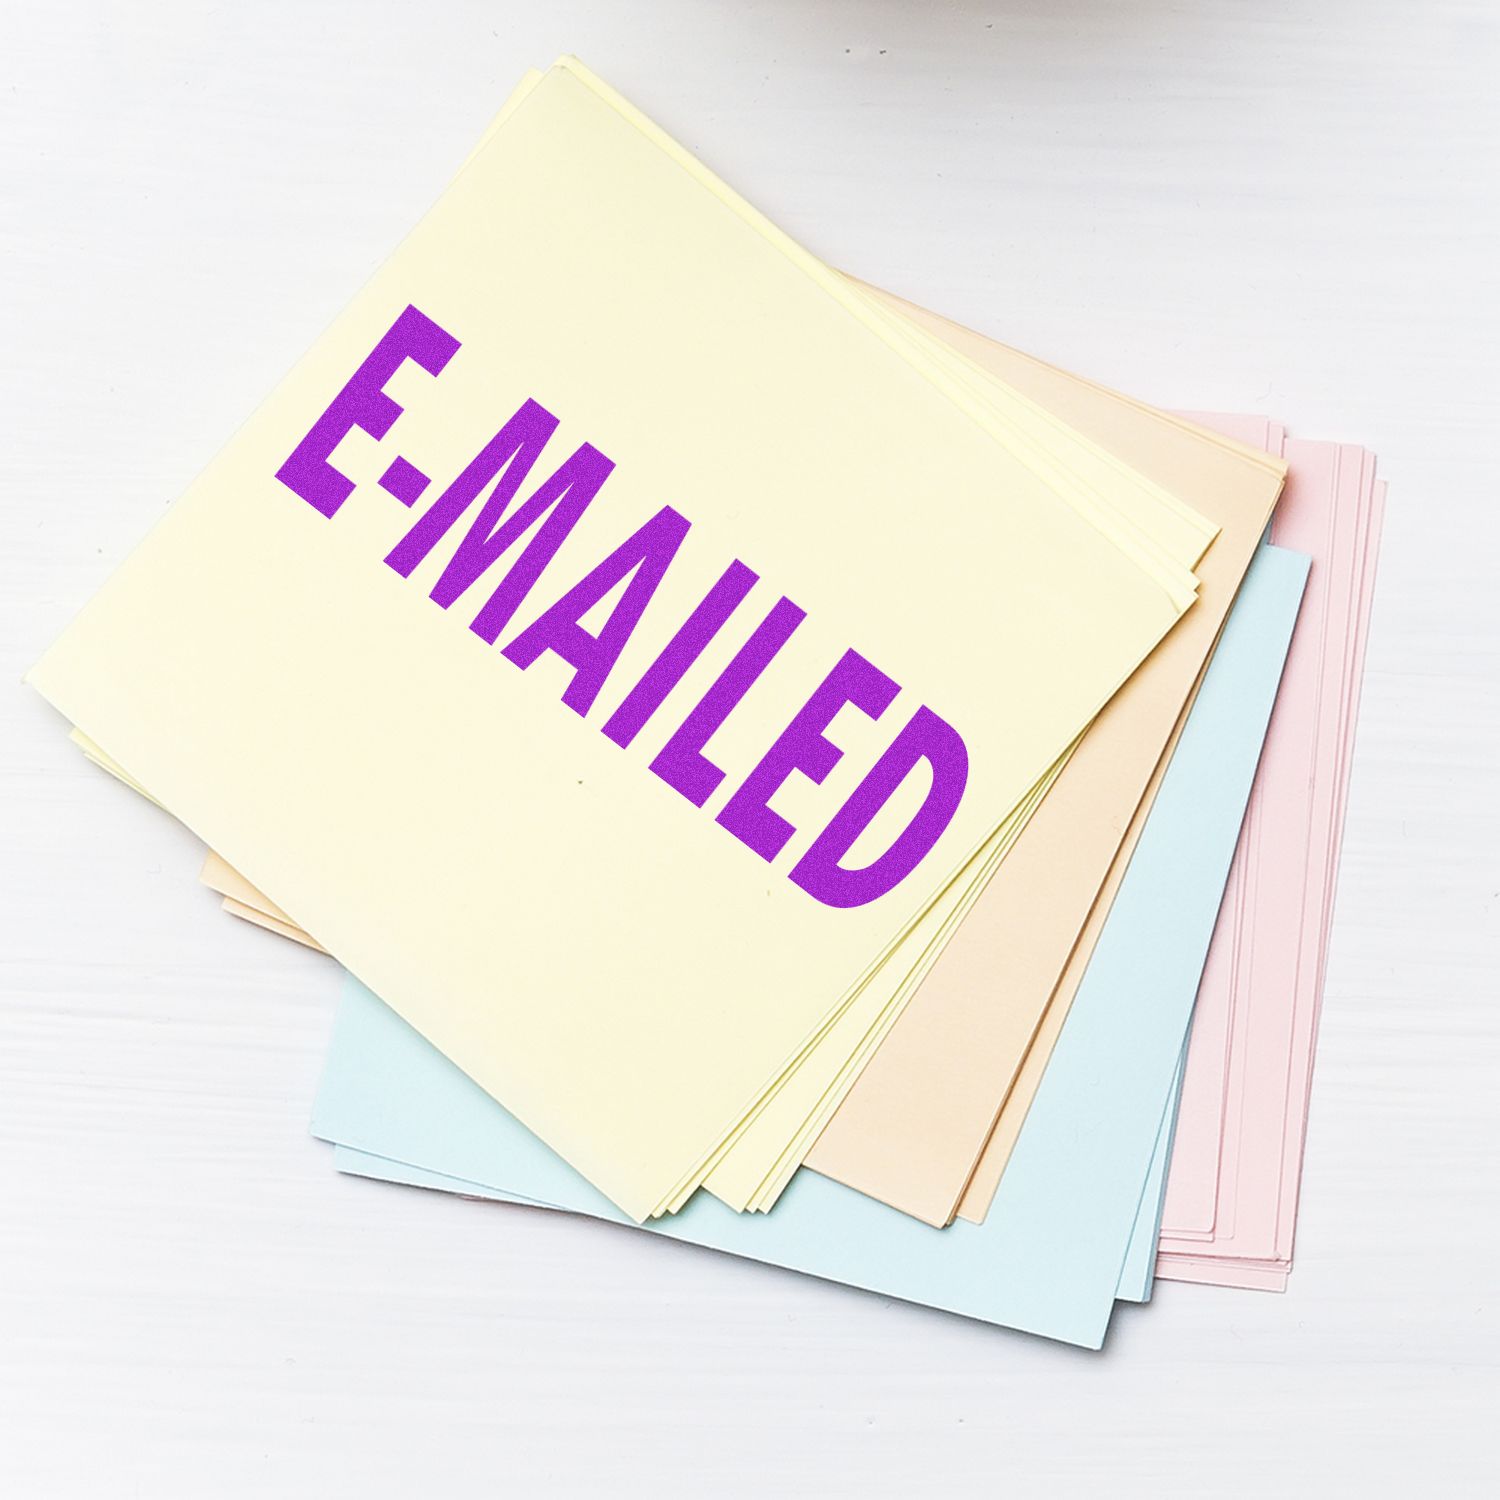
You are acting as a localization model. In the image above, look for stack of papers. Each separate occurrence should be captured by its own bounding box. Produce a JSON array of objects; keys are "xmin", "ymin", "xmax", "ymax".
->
[{"xmin": 31, "ymin": 59, "xmax": 1383, "ymax": 1348}]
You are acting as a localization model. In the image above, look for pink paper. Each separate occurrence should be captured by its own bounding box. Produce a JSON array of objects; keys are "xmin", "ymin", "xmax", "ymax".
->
[{"xmin": 1154, "ymin": 436, "xmax": 1384, "ymax": 1286}]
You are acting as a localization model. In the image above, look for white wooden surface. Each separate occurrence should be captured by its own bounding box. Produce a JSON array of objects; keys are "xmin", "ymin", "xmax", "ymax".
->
[{"xmin": 3, "ymin": 3, "xmax": 1496, "ymax": 1493}]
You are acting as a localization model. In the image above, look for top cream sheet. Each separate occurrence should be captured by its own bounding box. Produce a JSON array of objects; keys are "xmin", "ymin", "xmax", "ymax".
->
[{"xmin": 27, "ymin": 60, "xmax": 1198, "ymax": 1219}]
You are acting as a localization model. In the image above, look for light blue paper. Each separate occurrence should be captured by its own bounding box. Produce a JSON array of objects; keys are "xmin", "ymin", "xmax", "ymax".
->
[
  {"xmin": 331, "ymin": 955, "xmax": 1184, "ymax": 1310},
  {"xmin": 1115, "ymin": 1047, "xmax": 1187, "ymax": 1302},
  {"xmin": 312, "ymin": 543, "xmax": 1309, "ymax": 1347}
]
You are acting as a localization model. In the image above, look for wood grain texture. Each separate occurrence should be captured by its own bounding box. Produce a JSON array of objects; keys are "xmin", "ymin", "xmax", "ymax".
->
[{"xmin": 2, "ymin": 2, "xmax": 1495, "ymax": 1494}]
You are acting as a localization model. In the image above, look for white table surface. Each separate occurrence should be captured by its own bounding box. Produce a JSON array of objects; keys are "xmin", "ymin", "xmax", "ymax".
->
[{"xmin": 3, "ymin": 3, "xmax": 1496, "ymax": 1494}]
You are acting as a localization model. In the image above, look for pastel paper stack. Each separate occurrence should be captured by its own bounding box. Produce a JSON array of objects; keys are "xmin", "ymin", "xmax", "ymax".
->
[{"xmin": 34, "ymin": 58, "xmax": 1384, "ymax": 1348}]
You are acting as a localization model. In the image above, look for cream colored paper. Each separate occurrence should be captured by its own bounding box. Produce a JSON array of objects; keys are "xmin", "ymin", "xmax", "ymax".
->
[
  {"xmin": 71, "ymin": 278, "xmax": 1273, "ymax": 1225},
  {"xmin": 74, "ymin": 282, "xmax": 1275, "ymax": 1223},
  {"xmin": 30, "ymin": 61, "xmax": 1201, "ymax": 1221}
]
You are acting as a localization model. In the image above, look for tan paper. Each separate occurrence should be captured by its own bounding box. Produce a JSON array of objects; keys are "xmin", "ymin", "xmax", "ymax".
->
[
  {"xmin": 798, "ymin": 301, "xmax": 1284, "ymax": 1223},
  {"xmin": 221, "ymin": 895, "xmax": 330, "ymax": 953},
  {"xmin": 950, "ymin": 418, "xmax": 1287, "ymax": 1225}
]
